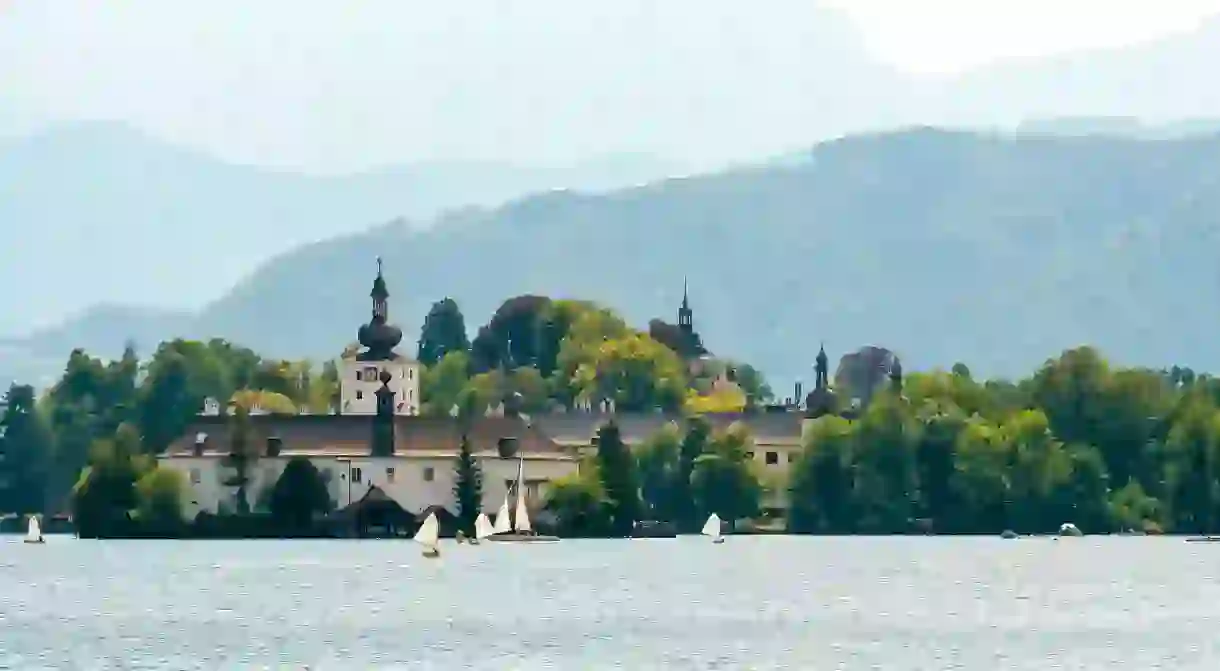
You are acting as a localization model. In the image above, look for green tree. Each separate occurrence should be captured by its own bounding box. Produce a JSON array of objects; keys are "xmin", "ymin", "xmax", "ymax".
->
[
  {"xmin": 138, "ymin": 350, "xmax": 200, "ymax": 453},
  {"xmin": 674, "ymin": 416, "xmax": 711, "ymax": 531},
  {"xmin": 418, "ymin": 297, "xmax": 471, "ymax": 366},
  {"xmin": 1003, "ymin": 409, "xmax": 1072, "ymax": 532},
  {"xmin": 595, "ymin": 420, "xmax": 640, "ymax": 536},
  {"xmin": 470, "ymin": 295, "xmax": 553, "ymax": 372},
  {"xmin": 691, "ymin": 423, "xmax": 762, "ymax": 528},
  {"xmin": 950, "ymin": 417, "xmax": 1011, "ymax": 532},
  {"xmin": 421, "ymin": 351, "xmax": 471, "ymax": 417},
  {"xmin": 851, "ymin": 393, "xmax": 920, "ymax": 533},
  {"xmin": 570, "ymin": 332, "xmax": 687, "ymax": 412},
  {"xmin": 789, "ymin": 415, "xmax": 857, "ymax": 534},
  {"xmin": 269, "ymin": 457, "xmax": 333, "ymax": 529},
  {"xmin": 636, "ymin": 421, "xmax": 682, "ymax": 521},
  {"xmin": 135, "ymin": 467, "xmax": 187, "ymax": 531},
  {"xmin": 452, "ymin": 435, "xmax": 483, "ymax": 534},
  {"xmin": 728, "ymin": 362, "xmax": 774, "ymax": 407},
  {"xmin": 71, "ymin": 423, "xmax": 151, "ymax": 537},
  {"xmin": 0, "ymin": 384, "xmax": 54, "ymax": 513},
  {"xmin": 1108, "ymin": 480, "xmax": 1162, "ymax": 533},
  {"xmin": 544, "ymin": 466, "xmax": 609, "ymax": 537},
  {"xmin": 1162, "ymin": 398, "xmax": 1220, "ymax": 534},
  {"xmin": 912, "ymin": 401, "xmax": 967, "ymax": 532}
]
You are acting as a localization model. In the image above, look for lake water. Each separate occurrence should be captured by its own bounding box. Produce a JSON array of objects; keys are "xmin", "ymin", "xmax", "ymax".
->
[{"xmin": 2, "ymin": 536, "xmax": 1219, "ymax": 669}]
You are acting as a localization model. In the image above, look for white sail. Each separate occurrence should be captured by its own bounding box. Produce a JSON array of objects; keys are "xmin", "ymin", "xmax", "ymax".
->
[
  {"xmin": 26, "ymin": 516, "xmax": 42, "ymax": 542},
  {"xmin": 514, "ymin": 493, "xmax": 532, "ymax": 532},
  {"xmin": 475, "ymin": 513, "xmax": 495, "ymax": 540},
  {"xmin": 701, "ymin": 513, "xmax": 722, "ymax": 539},
  {"xmin": 492, "ymin": 497, "xmax": 512, "ymax": 534},
  {"xmin": 510, "ymin": 454, "xmax": 534, "ymax": 532},
  {"xmin": 414, "ymin": 512, "xmax": 439, "ymax": 549}
]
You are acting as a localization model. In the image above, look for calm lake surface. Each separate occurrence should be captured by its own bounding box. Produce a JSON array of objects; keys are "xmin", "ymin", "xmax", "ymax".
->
[{"xmin": 2, "ymin": 536, "xmax": 1219, "ymax": 669}]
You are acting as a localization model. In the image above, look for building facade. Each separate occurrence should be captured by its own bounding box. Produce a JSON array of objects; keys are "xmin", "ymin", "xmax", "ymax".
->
[
  {"xmin": 158, "ymin": 415, "xmax": 577, "ymax": 519},
  {"xmin": 338, "ymin": 258, "xmax": 421, "ymax": 416},
  {"xmin": 157, "ymin": 260, "xmax": 574, "ymax": 520}
]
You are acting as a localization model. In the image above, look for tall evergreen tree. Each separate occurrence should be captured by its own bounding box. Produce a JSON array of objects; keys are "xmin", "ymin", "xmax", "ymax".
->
[
  {"xmin": 0, "ymin": 384, "xmax": 54, "ymax": 513},
  {"xmin": 138, "ymin": 351, "xmax": 198, "ymax": 453},
  {"xmin": 417, "ymin": 298, "xmax": 471, "ymax": 366},
  {"xmin": 675, "ymin": 416, "xmax": 710, "ymax": 531},
  {"xmin": 452, "ymin": 434, "xmax": 483, "ymax": 534},
  {"xmin": 595, "ymin": 420, "xmax": 640, "ymax": 537}
]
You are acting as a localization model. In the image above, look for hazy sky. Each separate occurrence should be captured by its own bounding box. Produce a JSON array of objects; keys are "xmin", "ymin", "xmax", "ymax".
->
[
  {"xmin": 824, "ymin": 0, "xmax": 1220, "ymax": 73},
  {"xmin": 2, "ymin": 0, "xmax": 1219, "ymax": 170}
]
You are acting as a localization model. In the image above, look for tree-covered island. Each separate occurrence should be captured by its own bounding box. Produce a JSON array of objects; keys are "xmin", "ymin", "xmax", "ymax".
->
[{"xmin": 1, "ymin": 282, "xmax": 1215, "ymax": 538}]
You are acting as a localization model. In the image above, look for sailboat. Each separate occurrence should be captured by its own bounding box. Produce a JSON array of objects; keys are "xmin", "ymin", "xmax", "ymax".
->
[
  {"xmin": 702, "ymin": 513, "xmax": 725, "ymax": 544},
  {"xmin": 414, "ymin": 511, "xmax": 441, "ymax": 558},
  {"xmin": 24, "ymin": 515, "xmax": 44, "ymax": 544},
  {"xmin": 486, "ymin": 455, "xmax": 559, "ymax": 543},
  {"xmin": 1057, "ymin": 522, "xmax": 1083, "ymax": 537},
  {"xmin": 473, "ymin": 513, "xmax": 495, "ymax": 544}
]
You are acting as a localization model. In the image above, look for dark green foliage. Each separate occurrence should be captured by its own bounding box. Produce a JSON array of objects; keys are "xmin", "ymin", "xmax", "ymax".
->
[
  {"xmin": 469, "ymin": 295, "xmax": 552, "ymax": 373},
  {"xmin": 0, "ymin": 384, "xmax": 54, "ymax": 513},
  {"xmin": 452, "ymin": 435, "xmax": 483, "ymax": 534},
  {"xmin": 71, "ymin": 423, "xmax": 149, "ymax": 537},
  {"xmin": 269, "ymin": 457, "xmax": 333, "ymax": 529},
  {"xmin": 690, "ymin": 425, "xmax": 762, "ymax": 525},
  {"xmin": 544, "ymin": 468, "xmax": 609, "ymax": 538},
  {"xmin": 595, "ymin": 420, "xmax": 640, "ymax": 537},
  {"xmin": 417, "ymin": 297, "xmax": 470, "ymax": 366},
  {"xmin": 675, "ymin": 417, "xmax": 710, "ymax": 531}
]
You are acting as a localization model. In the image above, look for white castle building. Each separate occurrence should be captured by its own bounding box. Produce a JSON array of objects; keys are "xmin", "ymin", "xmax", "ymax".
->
[{"xmin": 155, "ymin": 260, "xmax": 577, "ymax": 529}]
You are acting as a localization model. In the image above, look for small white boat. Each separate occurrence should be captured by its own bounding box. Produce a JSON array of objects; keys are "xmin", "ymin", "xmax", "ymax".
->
[
  {"xmin": 414, "ymin": 512, "xmax": 440, "ymax": 558},
  {"xmin": 23, "ymin": 515, "xmax": 44, "ymax": 544},
  {"xmin": 473, "ymin": 513, "xmax": 495, "ymax": 545},
  {"xmin": 702, "ymin": 513, "xmax": 724, "ymax": 544},
  {"xmin": 1058, "ymin": 522, "xmax": 1083, "ymax": 537}
]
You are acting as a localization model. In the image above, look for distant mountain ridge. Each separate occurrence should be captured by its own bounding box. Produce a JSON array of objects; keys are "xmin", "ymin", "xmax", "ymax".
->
[
  {"xmin": 10, "ymin": 10, "xmax": 1220, "ymax": 341},
  {"xmin": 9, "ymin": 127, "xmax": 1220, "ymax": 389},
  {"xmin": 0, "ymin": 122, "xmax": 689, "ymax": 336}
]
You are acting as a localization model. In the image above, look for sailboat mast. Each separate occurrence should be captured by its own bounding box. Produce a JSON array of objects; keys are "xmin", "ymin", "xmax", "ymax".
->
[{"xmin": 516, "ymin": 455, "xmax": 525, "ymax": 504}]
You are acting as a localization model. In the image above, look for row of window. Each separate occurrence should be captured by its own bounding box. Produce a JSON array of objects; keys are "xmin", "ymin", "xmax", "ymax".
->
[
  {"xmin": 357, "ymin": 366, "xmax": 415, "ymax": 382},
  {"xmin": 744, "ymin": 451, "xmax": 796, "ymax": 465},
  {"xmin": 351, "ymin": 465, "xmax": 434, "ymax": 484},
  {"xmin": 187, "ymin": 466, "xmax": 545, "ymax": 497},
  {"xmin": 190, "ymin": 464, "xmax": 440, "ymax": 487},
  {"xmin": 352, "ymin": 389, "xmax": 414, "ymax": 403}
]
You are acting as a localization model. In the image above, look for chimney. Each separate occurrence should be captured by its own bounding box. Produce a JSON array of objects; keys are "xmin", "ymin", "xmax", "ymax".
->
[{"xmin": 193, "ymin": 432, "xmax": 208, "ymax": 456}]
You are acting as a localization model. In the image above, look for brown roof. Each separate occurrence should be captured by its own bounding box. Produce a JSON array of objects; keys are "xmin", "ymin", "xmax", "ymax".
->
[
  {"xmin": 162, "ymin": 410, "xmax": 805, "ymax": 458},
  {"xmin": 530, "ymin": 411, "xmax": 804, "ymax": 446},
  {"xmin": 163, "ymin": 414, "xmax": 565, "ymax": 457}
]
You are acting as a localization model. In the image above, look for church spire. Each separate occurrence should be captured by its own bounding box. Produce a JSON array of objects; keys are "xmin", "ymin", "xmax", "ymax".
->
[
  {"xmin": 357, "ymin": 257, "xmax": 403, "ymax": 360},
  {"xmin": 815, "ymin": 343, "xmax": 829, "ymax": 390},
  {"xmin": 371, "ymin": 256, "xmax": 389, "ymax": 321},
  {"xmin": 678, "ymin": 276, "xmax": 693, "ymax": 332}
]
